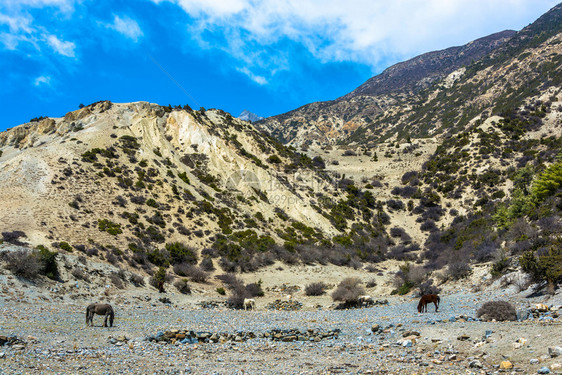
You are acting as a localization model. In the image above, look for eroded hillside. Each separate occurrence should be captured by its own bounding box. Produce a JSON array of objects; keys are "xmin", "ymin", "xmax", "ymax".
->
[{"xmin": 0, "ymin": 101, "xmax": 406, "ymax": 275}]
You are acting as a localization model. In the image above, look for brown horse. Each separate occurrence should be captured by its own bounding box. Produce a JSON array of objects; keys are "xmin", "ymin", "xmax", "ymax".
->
[
  {"xmin": 86, "ymin": 303, "xmax": 114, "ymax": 327},
  {"xmin": 417, "ymin": 294, "xmax": 440, "ymax": 313}
]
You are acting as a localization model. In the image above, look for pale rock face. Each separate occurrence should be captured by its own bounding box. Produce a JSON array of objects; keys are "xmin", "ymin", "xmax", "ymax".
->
[{"xmin": 442, "ymin": 67, "xmax": 466, "ymax": 88}]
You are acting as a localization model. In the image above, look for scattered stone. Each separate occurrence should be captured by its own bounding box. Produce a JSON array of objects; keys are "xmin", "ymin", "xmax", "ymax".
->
[
  {"xmin": 500, "ymin": 360, "xmax": 513, "ymax": 369},
  {"xmin": 537, "ymin": 366, "xmax": 551, "ymax": 374},
  {"xmin": 530, "ymin": 359, "xmax": 540, "ymax": 365},
  {"xmin": 469, "ymin": 360, "xmax": 483, "ymax": 368},
  {"xmin": 402, "ymin": 330, "xmax": 420, "ymax": 337},
  {"xmin": 517, "ymin": 309, "xmax": 531, "ymax": 321},
  {"xmin": 266, "ymin": 299, "xmax": 303, "ymax": 311},
  {"xmin": 371, "ymin": 324, "xmax": 381, "ymax": 333},
  {"xmin": 457, "ymin": 335, "xmax": 470, "ymax": 341},
  {"xmin": 401, "ymin": 340, "xmax": 413, "ymax": 347},
  {"xmin": 536, "ymin": 304, "xmax": 549, "ymax": 312},
  {"xmin": 0, "ymin": 335, "xmax": 25, "ymax": 347},
  {"xmin": 197, "ymin": 301, "xmax": 223, "ymax": 309},
  {"xmin": 267, "ymin": 328, "xmax": 340, "ymax": 342},
  {"xmin": 548, "ymin": 347, "xmax": 562, "ymax": 358}
]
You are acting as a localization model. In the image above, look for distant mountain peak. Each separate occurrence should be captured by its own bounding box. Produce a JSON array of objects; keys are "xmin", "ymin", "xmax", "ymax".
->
[{"xmin": 238, "ymin": 110, "xmax": 264, "ymax": 123}]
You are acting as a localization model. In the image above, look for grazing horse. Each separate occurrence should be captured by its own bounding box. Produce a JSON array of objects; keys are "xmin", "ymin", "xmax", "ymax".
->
[
  {"xmin": 86, "ymin": 303, "xmax": 114, "ymax": 327},
  {"xmin": 417, "ymin": 294, "xmax": 440, "ymax": 313},
  {"xmin": 243, "ymin": 298, "xmax": 256, "ymax": 311}
]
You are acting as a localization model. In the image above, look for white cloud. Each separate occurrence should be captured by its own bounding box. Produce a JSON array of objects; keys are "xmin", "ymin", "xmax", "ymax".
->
[
  {"xmin": 46, "ymin": 34, "xmax": 75, "ymax": 57},
  {"xmin": 237, "ymin": 67, "xmax": 267, "ymax": 85},
  {"xmin": 105, "ymin": 14, "xmax": 143, "ymax": 42},
  {"xmin": 34, "ymin": 75, "xmax": 52, "ymax": 86},
  {"xmin": 2, "ymin": 0, "xmax": 75, "ymax": 13},
  {"xmin": 154, "ymin": 0, "xmax": 561, "ymax": 81},
  {"xmin": 0, "ymin": 13, "xmax": 33, "ymax": 33},
  {"xmin": 0, "ymin": 0, "xmax": 77, "ymax": 56}
]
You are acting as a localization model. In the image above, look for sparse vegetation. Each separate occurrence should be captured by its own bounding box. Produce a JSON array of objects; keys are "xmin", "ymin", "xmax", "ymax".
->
[
  {"xmin": 331, "ymin": 277, "xmax": 365, "ymax": 306},
  {"xmin": 476, "ymin": 301, "xmax": 517, "ymax": 321},
  {"xmin": 305, "ymin": 282, "xmax": 328, "ymax": 296}
]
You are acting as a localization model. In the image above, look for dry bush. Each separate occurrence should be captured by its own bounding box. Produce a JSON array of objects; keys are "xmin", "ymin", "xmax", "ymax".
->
[
  {"xmin": 226, "ymin": 284, "xmax": 251, "ymax": 309},
  {"xmin": 408, "ymin": 265, "xmax": 426, "ymax": 286},
  {"xmin": 129, "ymin": 273, "xmax": 145, "ymax": 287},
  {"xmin": 216, "ymin": 273, "xmax": 244, "ymax": 289},
  {"xmin": 245, "ymin": 282, "xmax": 264, "ymax": 297},
  {"xmin": 365, "ymin": 279, "xmax": 377, "ymax": 288},
  {"xmin": 106, "ymin": 253, "xmax": 119, "ymax": 265},
  {"xmin": 1, "ymin": 231, "xmax": 27, "ymax": 246},
  {"xmin": 364, "ymin": 264, "xmax": 380, "ymax": 273},
  {"xmin": 199, "ymin": 257, "xmax": 215, "ymax": 271},
  {"xmin": 446, "ymin": 261, "xmax": 472, "ymax": 280},
  {"xmin": 173, "ymin": 263, "xmax": 209, "ymax": 283},
  {"xmin": 476, "ymin": 301, "xmax": 517, "ymax": 321},
  {"xmin": 71, "ymin": 267, "xmax": 90, "ymax": 282},
  {"xmin": 109, "ymin": 272, "xmax": 125, "ymax": 289},
  {"xmin": 418, "ymin": 279, "xmax": 441, "ymax": 296},
  {"xmin": 218, "ymin": 257, "xmax": 237, "ymax": 273},
  {"xmin": 305, "ymin": 282, "xmax": 328, "ymax": 296},
  {"xmin": 331, "ymin": 277, "xmax": 365, "ymax": 304},
  {"xmin": 174, "ymin": 278, "xmax": 191, "ymax": 294},
  {"xmin": 4, "ymin": 250, "xmax": 43, "ymax": 279}
]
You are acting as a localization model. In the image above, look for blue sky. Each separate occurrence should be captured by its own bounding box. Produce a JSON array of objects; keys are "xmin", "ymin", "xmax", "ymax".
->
[{"xmin": 0, "ymin": 0, "xmax": 560, "ymax": 131}]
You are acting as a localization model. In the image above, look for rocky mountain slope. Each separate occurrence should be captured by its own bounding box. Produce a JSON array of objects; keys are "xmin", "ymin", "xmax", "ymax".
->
[
  {"xmin": 0, "ymin": 101, "xmax": 403, "ymax": 276},
  {"xmin": 257, "ymin": 3, "xmax": 562, "ymax": 147}
]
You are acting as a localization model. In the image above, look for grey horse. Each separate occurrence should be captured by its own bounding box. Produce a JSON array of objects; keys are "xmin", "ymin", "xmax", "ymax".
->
[{"xmin": 86, "ymin": 303, "xmax": 114, "ymax": 327}]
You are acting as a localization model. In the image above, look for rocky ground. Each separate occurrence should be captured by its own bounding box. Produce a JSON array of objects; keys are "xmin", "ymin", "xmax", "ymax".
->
[{"xmin": 0, "ymin": 285, "xmax": 561, "ymax": 375}]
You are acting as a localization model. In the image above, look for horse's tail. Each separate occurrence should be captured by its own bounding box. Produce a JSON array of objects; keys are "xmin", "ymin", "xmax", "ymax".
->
[
  {"xmin": 86, "ymin": 305, "xmax": 90, "ymax": 325},
  {"xmin": 417, "ymin": 299, "xmax": 423, "ymax": 312},
  {"xmin": 109, "ymin": 306, "xmax": 114, "ymax": 327}
]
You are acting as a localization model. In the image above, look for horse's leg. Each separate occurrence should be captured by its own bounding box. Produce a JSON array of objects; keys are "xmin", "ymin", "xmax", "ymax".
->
[
  {"xmin": 434, "ymin": 301, "xmax": 438, "ymax": 312},
  {"xmin": 104, "ymin": 313, "xmax": 108, "ymax": 327}
]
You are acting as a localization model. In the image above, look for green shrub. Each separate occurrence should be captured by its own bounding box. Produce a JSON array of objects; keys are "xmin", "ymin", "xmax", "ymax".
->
[
  {"xmin": 520, "ymin": 242, "xmax": 562, "ymax": 293},
  {"xmin": 532, "ymin": 160, "xmax": 562, "ymax": 202},
  {"xmin": 147, "ymin": 249, "xmax": 170, "ymax": 267},
  {"xmin": 165, "ymin": 242, "xmax": 198, "ymax": 264},
  {"xmin": 267, "ymin": 154, "xmax": 282, "ymax": 164},
  {"xmin": 37, "ymin": 247, "xmax": 59, "ymax": 280},
  {"xmin": 98, "ymin": 219, "xmax": 122, "ymax": 235},
  {"xmin": 216, "ymin": 287, "xmax": 226, "ymax": 295},
  {"xmin": 178, "ymin": 172, "xmax": 190, "ymax": 185},
  {"xmin": 146, "ymin": 198, "xmax": 158, "ymax": 208},
  {"xmin": 150, "ymin": 266, "xmax": 169, "ymax": 292},
  {"xmin": 392, "ymin": 280, "xmax": 414, "ymax": 295},
  {"xmin": 491, "ymin": 256, "xmax": 510, "ymax": 277},
  {"xmin": 58, "ymin": 242, "xmax": 73, "ymax": 252}
]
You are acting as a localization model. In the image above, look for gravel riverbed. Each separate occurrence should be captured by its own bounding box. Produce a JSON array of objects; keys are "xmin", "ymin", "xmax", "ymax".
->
[{"xmin": 1, "ymin": 290, "xmax": 561, "ymax": 374}]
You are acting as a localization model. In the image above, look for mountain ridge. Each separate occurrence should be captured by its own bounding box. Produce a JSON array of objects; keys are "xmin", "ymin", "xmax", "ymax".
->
[{"xmin": 257, "ymin": 3, "xmax": 562, "ymax": 147}]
